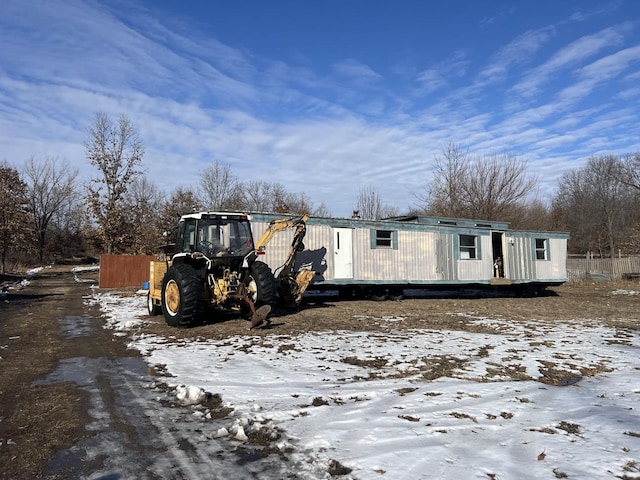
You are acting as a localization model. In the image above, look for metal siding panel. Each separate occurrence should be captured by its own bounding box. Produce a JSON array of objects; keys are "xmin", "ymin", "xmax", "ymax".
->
[
  {"xmin": 554, "ymin": 239, "xmax": 568, "ymax": 278},
  {"xmin": 397, "ymin": 231, "xmax": 437, "ymax": 281},
  {"xmin": 354, "ymin": 229, "xmax": 440, "ymax": 282},
  {"xmin": 251, "ymin": 222, "xmax": 333, "ymax": 279},
  {"xmin": 301, "ymin": 225, "xmax": 333, "ymax": 280},
  {"xmin": 458, "ymin": 235, "xmax": 493, "ymax": 280},
  {"xmin": 536, "ymin": 238, "xmax": 567, "ymax": 280},
  {"xmin": 507, "ymin": 237, "xmax": 536, "ymax": 280},
  {"xmin": 355, "ymin": 229, "xmax": 396, "ymax": 280},
  {"xmin": 457, "ymin": 260, "xmax": 484, "ymax": 280},
  {"xmin": 436, "ymin": 233, "xmax": 456, "ymax": 281}
]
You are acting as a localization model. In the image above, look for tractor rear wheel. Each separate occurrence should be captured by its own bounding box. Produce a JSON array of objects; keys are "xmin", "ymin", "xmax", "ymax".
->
[{"xmin": 161, "ymin": 264, "xmax": 203, "ymax": 327}]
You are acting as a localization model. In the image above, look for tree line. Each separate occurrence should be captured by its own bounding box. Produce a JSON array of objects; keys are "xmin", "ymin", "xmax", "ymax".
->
[{"xmin": 1, "ymin": 114, "xmax": 639, "ymax": 273}]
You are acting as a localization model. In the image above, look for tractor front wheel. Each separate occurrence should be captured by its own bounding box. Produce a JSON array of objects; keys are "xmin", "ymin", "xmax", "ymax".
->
[
  {"xmin": 161, "ymin": 264, "xmax": 203, "ymax": 327},
  {"xmin": 245, "ymin": 261, "xmax": 276, "ymax": 307},
  {"xmin": 147, "ymin": 292, "xmax": 161, "ymax": 316}
]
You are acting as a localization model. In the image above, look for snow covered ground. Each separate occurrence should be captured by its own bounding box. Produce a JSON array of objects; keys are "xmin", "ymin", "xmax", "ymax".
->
[{"xmin": 93, "ymin": 290, "xmax": 640, "ymax": 480}]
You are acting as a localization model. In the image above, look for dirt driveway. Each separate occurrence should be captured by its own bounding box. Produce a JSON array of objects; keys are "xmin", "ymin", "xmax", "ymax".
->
[
  {"xmin": 0, "ymin": 266, "xmax": 134, "ymax": 479},
  {"xmin": 0, "ymin": 267, "xmax": 639, "ymax": 479}
]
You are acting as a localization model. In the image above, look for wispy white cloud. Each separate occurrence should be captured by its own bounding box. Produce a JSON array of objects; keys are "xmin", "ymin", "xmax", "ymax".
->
[
  {"xmin": 615, "ymin": 85, "xmax": 640, "ymax": 100},
  {"xmin": 557, "ymin": 46, "xmax": 640, "ymax": 106},
  {"xmin": 415, "ymin": 51, "xmax": 469, "ymax": 94},
  {"xmin": 477, "ymin": 26, "xmax": 555, "ymax": 85},
  {"xmin": 511, "ymin": 24, "xmax": 630, "ymax": 97},
  {"xmin": 331, "ymin": 59, "xmax": 381, "ymax": 81},
  {"xmin": 479, "ymin": 5, "xmax": 517, "ymax": 28},
  {"xmin": 1, "ymin": 0, "xmax": 639, "ymax": 216}
]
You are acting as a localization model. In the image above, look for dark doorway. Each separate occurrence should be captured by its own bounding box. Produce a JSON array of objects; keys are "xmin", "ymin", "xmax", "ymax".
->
[{"xmin": 492, "ymin": 232, "xmax": 505, "ymax": 278}]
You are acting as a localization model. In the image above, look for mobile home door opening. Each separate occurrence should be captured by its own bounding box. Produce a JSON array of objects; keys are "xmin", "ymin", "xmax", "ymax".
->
[
  {"xmin": 333, "ymin": 228, "xmax": 353, "ymax": 279},
  {"xmin": 492, "ymin": 232, "xmax": 505, "ymax": 278}
]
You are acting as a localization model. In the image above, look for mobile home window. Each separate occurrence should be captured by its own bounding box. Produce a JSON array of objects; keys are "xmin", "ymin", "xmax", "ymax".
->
[
  {"xmin": 375, "ymin": 230, "xmax": 393, "ymax": 248},
  {"xmin": 535, "ymin": 238, "xmax": 548, "ymax": 260},
  {"xmin": 459, "ymin": 234, "xmax": 477, "ymax": 259}
]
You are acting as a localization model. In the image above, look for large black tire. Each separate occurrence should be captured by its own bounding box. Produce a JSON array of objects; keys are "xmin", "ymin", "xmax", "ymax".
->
[
  {"xmin": 161, "ymin": 264, "xmax": 203, "ymax": 327},
  {"xmin": 246, "ymin": 261, "xmax": 277, "ymax": 306}
]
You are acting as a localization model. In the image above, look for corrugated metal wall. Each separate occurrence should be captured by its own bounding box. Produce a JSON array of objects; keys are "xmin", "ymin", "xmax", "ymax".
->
[
  {"xmin": 99, "ymin": 254, "xmax": 156, "ymax": 288},
  {"xmin": 457, "ymin": 233, "xmax": 493, "ymax": 281},
  {"xmin": 436, "ymin": 233, "xmax": 456, "ymax": 281},
  {"xmin": 505, "ymin": 237, "xmax": 536, "ymax": 280},
  {"xmin": 536, "ymin": 238, "xmax": 568, "ymax": 280}
]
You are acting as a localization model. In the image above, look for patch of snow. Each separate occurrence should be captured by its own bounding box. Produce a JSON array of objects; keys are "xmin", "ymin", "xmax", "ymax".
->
[
  {"xmin": 94, "ymin": 292, "xmax": 640, "ymax": 480},
  {"xmin": 70, "ymin": 265, "xmax": 100, "ymax": 273},
  {"xmin": 26, "ymin": 266, "xmax": 45, "ymax": 276},
  {"xmin": 611, "ymin": 289, "xmax": 640, "ymax": 296},
  {"xmin": 175, "ymin": 385, "xmax": 207, "ymax": 406},
  {"xmin": 72, "ymin": 265, "xmax": 99, "ymax": 283},
  {"xmin": 88, "ymin": 293, "xmax": 145, "ymax": 331}
]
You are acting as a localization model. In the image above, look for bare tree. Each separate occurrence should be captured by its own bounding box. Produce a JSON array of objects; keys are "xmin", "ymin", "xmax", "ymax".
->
[
  {"xmin": 48, "ymin": 197, "xmax": 92, "ymax": 260},
  {"xmin": 236, "ymin": 180, "xmax": 319, "ymax": 215},
  {"xmin": 621, "ymin": 152, "xmax": 640, "ymax": 190},
  {"xmin": 241, "ymin": 180, "xmax": 275, "ymax": 212},
  {"xmin": 505, "ymin": 199, "xmax": 554, "ymax": 231},
  {"xmin": 199, "ymin": 160, "xmax": 240, "ymax": 210},
  {"xmin": 310, "ymin": 202, "xmax": 330, "ymax": 217},
  {"xmin": 124, "ymin": 177, "xmax": 166, "ymax": 254},
  {"xmin": 86, "ymin": 113, "xmax": 144, "ymax": 254},
  {"xmin": 553, "ymin": 169, "xmax": 597, "ymax": 254},
  {"xmin": 0, "ymin": 163, "xmax": 31, "ymax": 273},
  {"xmin": 23, "ymin": 156, "xmax": 79, "ymax": 261},
  {"xmin": 554, "ymin": 155, "xmax": 637, "ymax": 256},
  {"xmin": 419, "ymin": 142, "xmax": 537, "ymax": 221},
  {"xmin": 418, "ymin": 141, "xmax": 470, "ymax": 218},
  {"xmin": 279, "ymin": 191, "xmax": 322, "ymax": 215},
  {"xmin": 355, "ymin": 185, "xmax": 399, "ymax": 220},
  {"xmin": 158, "ymin": 187, "xmax": 202, "ymax": 238},
  {"xmin": 464, "ymin": 153, "xmax": 537, "ymax": 219}
]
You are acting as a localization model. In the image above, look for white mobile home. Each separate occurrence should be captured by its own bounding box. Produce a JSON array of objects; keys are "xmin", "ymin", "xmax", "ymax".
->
[{"xmin": 250, "ymin": 213, "xmax": 569, "ymax": 298}]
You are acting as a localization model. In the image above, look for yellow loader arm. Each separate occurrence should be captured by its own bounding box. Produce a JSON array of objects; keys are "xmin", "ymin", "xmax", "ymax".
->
[
  {"xmin": 255, "ymin": 214, "xmax": 315, "ymax": 308},
  {"xmin": 254, "ymin": 215, "xmax": 308, "ymax": 251}
]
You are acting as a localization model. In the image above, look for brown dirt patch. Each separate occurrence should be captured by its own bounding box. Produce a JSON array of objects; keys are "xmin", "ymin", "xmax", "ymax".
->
[{"xmin": 136, "ymin": 281, "xmax": 640, "ymax": 340}]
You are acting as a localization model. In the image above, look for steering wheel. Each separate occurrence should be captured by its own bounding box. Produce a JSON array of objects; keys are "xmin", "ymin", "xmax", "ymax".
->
[
  {"xmin": 200, "ymin": 240, "xmax": 229, "ymax": 256},
  {"xmin": 198, "ymin": 240, "xmax": 216, "ymax": 255}
]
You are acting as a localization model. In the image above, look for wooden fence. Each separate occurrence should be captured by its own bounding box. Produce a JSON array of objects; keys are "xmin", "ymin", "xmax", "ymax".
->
[
  {"xmin": 566, "ymin": 257, "xmax": 640, "ymax": 282},
  {"xmin": 99, "ymin": 254, "xmax": 157, "ymax": 288}
]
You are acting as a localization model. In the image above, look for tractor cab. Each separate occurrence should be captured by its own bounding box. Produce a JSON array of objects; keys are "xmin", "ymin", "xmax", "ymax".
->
[{"xmin": 174, "ymin": 213, "xmax": 255, "ymax": 259}]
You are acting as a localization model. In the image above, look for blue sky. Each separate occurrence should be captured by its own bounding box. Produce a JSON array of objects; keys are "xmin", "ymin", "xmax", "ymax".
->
[{"xmin": 1, "ymin": 0, "xmax": 639, "ymax": 217}]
